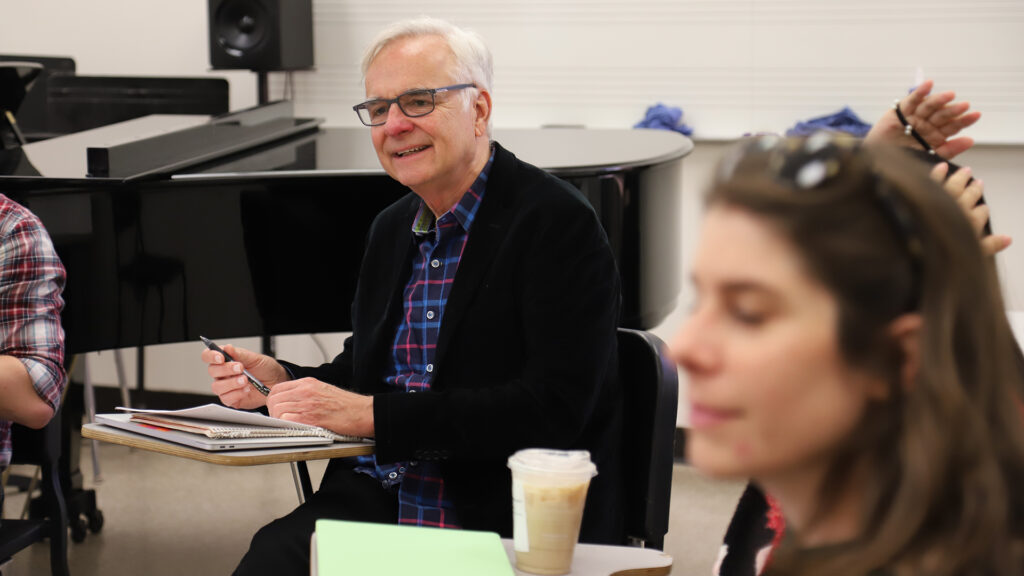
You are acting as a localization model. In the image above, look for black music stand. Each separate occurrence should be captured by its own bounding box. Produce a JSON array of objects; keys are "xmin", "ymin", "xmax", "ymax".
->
[{"xmin": 0, "ymin": 62, "xmax": 42, "ymax": 149}]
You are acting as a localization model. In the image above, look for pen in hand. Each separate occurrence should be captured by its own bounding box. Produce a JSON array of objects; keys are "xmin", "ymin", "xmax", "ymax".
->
[{"xmin": 200, "ymin": 335, "xmax": 271, "ymax": 396}]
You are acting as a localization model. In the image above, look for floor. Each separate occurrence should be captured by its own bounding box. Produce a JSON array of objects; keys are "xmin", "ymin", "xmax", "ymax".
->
[{"xmin": 3, "ymin": 438, "xmax": 746, "ymax": 576}]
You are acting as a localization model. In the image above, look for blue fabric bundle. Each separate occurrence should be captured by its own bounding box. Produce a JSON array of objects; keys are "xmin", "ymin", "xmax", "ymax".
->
[
  {"xmin": 786, "ymin": 106, "xmax": 871, "ymax": 137},
  {"xmin": 634, "ymin": 103, "xmax": 694, "ymax": 136}
]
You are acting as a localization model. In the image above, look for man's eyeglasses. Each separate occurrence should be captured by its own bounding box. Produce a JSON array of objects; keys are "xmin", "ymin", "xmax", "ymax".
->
[{"xmin": 353, "ymin": 83, "xmax": 477, "ymax": 127}]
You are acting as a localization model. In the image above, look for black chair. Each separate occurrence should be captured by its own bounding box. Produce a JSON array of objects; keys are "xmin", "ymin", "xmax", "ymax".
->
[
  {"xmin": 0, "ymin": 407, "xmax": 70, "ymax": 576},
  {"xmin": 294, "ymin": 328, "xmax": 681, "ymax": 547},
  {"xmin": 617, "ymin": 328, "xmax": 679, "ymax": 549},
  {"xmin": 0, "ymin": 55, "xmax": 75, "ymax": 144},
  {"xmin": 0, "ymin": 61, "xmax": 43, "ymax": 149}
]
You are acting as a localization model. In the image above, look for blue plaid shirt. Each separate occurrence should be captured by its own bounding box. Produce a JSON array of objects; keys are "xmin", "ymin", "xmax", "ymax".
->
[{"xmin": 355, "ymin": 148, "xmax": 494, "ymax": 528}]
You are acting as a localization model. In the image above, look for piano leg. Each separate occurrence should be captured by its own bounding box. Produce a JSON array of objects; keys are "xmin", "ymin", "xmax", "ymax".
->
[
  {"xmin": 55, "ymin": 376, "xmax": 104, "ymax": 543},
  {"xmin": 113, "ymin": 349, "xmax": 131, "ymax": 408},
  {"xmin": 81, "ymin": 355, "xmax": 102, "ymax": 484}
]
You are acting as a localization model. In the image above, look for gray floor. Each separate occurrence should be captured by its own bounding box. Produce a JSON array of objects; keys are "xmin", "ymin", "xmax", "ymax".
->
[{"xmin": 3, "ymin": 439, "xmax": 745, "ymax": 576}]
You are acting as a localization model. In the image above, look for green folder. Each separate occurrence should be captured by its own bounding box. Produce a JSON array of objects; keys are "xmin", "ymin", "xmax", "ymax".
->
[{"xmin": 312, "ymin": 519, "xmax": 516, "ymax": 575}]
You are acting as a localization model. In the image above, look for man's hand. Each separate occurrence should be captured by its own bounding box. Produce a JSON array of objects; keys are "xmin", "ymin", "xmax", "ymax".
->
[
  {"xmin": 202, "ymin": 344, "xmax": 289, "ymax": 410},
  {"xmin": 865, "ymin": 79, "xmax": 981, "ymax": 159},
  {"xmin": 267, "ymin": 378, "xmax": 375, "ymax": 438},
  {"xmin": 930, "ymin": 162, "xmax": 1012, "ymax": 256}
]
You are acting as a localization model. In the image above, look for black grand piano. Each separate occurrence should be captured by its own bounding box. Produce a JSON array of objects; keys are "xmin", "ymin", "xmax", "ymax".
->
[
  {"xmin": 0, "ymin": 101, "xmax": 691, "ymax": 545},
  {"xmin": 0, "ymin": 102, "xmax": 692, "ymax": 357}
]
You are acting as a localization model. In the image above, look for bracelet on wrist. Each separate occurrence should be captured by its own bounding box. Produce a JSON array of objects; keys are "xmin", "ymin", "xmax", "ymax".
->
[{"xmin": 893, "ymin": 100, "xmax": 936, "ymax": 156}]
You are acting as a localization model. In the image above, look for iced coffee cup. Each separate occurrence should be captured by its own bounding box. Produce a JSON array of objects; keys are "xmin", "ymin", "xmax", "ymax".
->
[{"xmin": 507, "ymin": 448, "xmax": 598, "ymax": 575}]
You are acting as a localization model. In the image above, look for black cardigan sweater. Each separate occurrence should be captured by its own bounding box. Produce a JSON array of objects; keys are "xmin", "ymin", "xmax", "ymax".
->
[{"xmin": 281, "ymin": 142, "xmax": 624, "ymax": 543}]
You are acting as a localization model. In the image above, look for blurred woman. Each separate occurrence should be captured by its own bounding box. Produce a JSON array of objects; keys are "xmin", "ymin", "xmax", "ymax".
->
[{"xmin": 674, "ymin": 132, "xmax": 1024, "ymax": 575}]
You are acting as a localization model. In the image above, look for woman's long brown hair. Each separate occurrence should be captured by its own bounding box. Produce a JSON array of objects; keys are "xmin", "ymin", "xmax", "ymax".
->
[{"xmin": 708, "ymin": 136, "xmax": 1024, "ymax": 576}]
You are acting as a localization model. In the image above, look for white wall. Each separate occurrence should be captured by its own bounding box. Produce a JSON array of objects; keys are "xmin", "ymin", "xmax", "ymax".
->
[
  {"xmin": 4, "ymin": 0, "xmax": 1023, "ymax": 428},
  {"xmin": 290, "ymin": 1, "xmax": 1024, "ymax": 143},
  {"xmin": 5, "ymin": 1, "xmax": 1021, "ymax": 139}
]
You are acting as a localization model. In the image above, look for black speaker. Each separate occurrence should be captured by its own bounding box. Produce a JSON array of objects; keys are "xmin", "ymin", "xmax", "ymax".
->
[{"xmin": 208, "ymin": 0, "xmax": 314, "ymax": 71}]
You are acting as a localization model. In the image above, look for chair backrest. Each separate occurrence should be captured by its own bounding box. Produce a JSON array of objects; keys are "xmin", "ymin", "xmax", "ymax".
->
[
  {"xmin": 7, "ymin": 407, "xmax": 70, "ymax": 576},
  {"xmin": 0, "ymin": 55, "xmax": 75, "ymax": 142},
  {"xmin": 617, "ymin": 328, "xmax": 679, "ymax": 549},
  {"xmin": 0, "ymin": 62, "xmax": 44, "ymax": 149},
  {"xmin": 10, "ymin": 408, "xmax": 62, "ymax": 468}
]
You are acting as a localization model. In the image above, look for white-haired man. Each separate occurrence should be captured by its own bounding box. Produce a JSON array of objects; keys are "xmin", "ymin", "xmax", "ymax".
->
[{"xmin": 203, "ymin": 17, "xmax": 623, "ymax": 575}]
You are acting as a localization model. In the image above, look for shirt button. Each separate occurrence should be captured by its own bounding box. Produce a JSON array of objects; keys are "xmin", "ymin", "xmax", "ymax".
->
[
  {"xmin": 426, "ymin": 310, "xmax": 435, "ymax": 320},
  {"xmin": 388, "ymin": 471, "xmax": 398, "ymax": 479},
  {"xmin": 431, "ymin": 259, "xmax": 440, "ymax": 268},
  {"xmin": 425, "ymin": 364, "xmax": 434, "ymax": 373}
]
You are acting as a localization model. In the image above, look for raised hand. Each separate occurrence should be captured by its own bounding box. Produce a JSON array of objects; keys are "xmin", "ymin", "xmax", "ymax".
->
[{"xmin": 865, "ymin": 79, "xmax": 981, "ymax": 159}]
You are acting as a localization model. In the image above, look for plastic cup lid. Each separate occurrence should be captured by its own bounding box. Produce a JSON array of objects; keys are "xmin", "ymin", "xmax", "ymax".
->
[{"xmin": 507, "ymin": 448, "xmax": 598, "ymax": 477}]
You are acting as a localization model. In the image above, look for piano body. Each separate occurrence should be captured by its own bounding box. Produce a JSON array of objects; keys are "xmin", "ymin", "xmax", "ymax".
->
[
  {"xmin": 0, "ymin": 103, "xmax": 692, "ymax": 357},
  {"xmin": 0, "ymin": 103, "xmax": 691, "ymax": 545}
]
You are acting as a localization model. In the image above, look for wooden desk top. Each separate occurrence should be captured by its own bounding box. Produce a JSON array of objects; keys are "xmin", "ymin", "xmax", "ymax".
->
[
  {"xmin": 85, "ymin": 423, "xmax": 672, "ymax": 575},
  {"xmin": 501, "ymin": 540, "xmax": 672, "ymax": 576},
  {"xmin": 82, "ymin": 423, "xmax": 374, "ymax": 466}
]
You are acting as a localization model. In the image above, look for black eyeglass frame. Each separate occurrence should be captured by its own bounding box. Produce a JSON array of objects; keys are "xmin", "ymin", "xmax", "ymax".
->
[{"xmin": 352, "ymin": 83, "xmax": 478, "ymax": 127}]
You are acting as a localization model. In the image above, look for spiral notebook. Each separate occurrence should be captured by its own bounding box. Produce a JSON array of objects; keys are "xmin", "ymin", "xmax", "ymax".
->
[
  {"xmin": 94, "ymin": 413, "xmax": 336, "ymax": 451},
  {"xmin": 93, "ymin": 403, "xmax": 369, "ymax": 451}
]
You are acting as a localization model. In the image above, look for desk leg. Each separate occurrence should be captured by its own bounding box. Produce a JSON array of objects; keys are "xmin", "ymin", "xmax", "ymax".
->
[{"xmin": 291, "ymin": 462, "xmax": 314, "ymax": 504}]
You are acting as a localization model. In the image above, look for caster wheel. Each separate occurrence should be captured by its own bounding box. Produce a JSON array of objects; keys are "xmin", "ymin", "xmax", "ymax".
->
[
  {"xmin": 87, "ymin": 509, "xmax": 104, "ymax": 533},
  {"xmin": 70, "ymin": 516, "xmax": 88, "ymax": 543}
]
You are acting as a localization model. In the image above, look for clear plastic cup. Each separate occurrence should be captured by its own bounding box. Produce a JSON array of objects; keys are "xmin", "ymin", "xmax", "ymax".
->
[{"xmin": 507, "ymin": 449, "xmax": 598, "ymax": 575}]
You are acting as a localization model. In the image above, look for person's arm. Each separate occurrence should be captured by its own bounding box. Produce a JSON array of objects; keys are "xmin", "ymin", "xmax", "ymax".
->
[
  {"xmin": 864, "ymin": 79, "xmax": 981, "ymax": 159},
  {"xmin": 0, "ymin": 356, "xmax": 55, "ymax": 428},
  {"xmin": 0, "ymin": 203, "xmax": 66, "ymax": 429},
  {"xmin": 201, "ymin": 339, "xmax": 372, "ymax": 435}
]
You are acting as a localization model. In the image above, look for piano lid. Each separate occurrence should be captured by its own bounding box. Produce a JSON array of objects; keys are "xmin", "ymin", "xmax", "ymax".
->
[
  {"xmin": 4, "ymin": 115, "xmax": 693, "ymax": 349},
  {"xmin": 172, "ymin": 126, "xmax": 693, "ymax": 181},
  {"xmin": 4, "ymin": 100, "xmax": 324, "ymax": 181},
  {"xmin": 0, "ymin": 103, "xmax": 693, "ymax": 183},
  {"xmin": 15, "ymin": 114, "xmax": 211, "ymax": 179}
]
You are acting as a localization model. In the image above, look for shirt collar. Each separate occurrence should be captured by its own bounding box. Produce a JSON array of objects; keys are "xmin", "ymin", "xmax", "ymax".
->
[{"xmin": 411, "ymin": 145, "xmax": 495, "ymax": 236}]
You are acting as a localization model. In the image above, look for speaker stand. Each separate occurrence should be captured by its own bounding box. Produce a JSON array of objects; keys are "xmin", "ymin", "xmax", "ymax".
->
[{"xmin": 257, "ymin": 71, "xmax": 269, "ymax": 105}]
